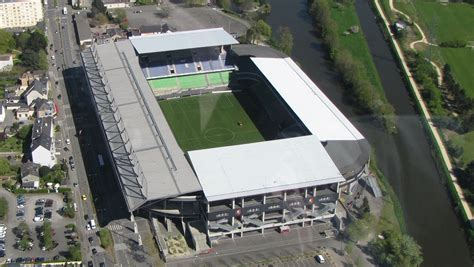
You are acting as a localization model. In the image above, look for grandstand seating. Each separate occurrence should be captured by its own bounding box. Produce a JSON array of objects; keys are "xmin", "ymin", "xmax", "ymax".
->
[
  {"xmin": 148, "ymin": 70, "xmax": 232, "ymax": 94},
  {"xmin": 141, "ymin": 47, "xmax": 235, "ymax": 79}
]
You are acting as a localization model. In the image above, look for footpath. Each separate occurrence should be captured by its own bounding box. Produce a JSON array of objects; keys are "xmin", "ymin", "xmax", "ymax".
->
[{"xmin": 373, "ymin": 0, "xmax": 474, "ymax": 225}]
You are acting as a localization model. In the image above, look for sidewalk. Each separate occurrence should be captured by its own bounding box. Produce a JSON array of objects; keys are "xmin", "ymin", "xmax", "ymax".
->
[{"xmin": 374, "ymin": 0, "xmax": 473, "ymax": 225}]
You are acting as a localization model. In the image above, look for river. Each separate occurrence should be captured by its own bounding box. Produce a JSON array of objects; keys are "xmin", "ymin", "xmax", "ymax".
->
[{"xmin": 265, "ymin": 0, "xmax": 472, "ymax": 266}]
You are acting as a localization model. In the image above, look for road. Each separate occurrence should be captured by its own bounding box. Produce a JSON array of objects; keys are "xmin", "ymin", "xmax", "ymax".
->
[{"xmin": 44, "ymin": 2, "xmax": 112, "ymax": 265}]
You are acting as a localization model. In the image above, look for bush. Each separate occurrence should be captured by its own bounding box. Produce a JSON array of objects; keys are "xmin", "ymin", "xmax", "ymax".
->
[
  {"xmin": 99, "ymin": 228, "xmax": 113, "ymax": 248},
  {"xmin": 439, "ymin": 40, "xmax": 467, "ymax": 48},
  {"xmin": 369, "ymin": 230, "xmax": 423, "ymax": 267},
  {"xmin": 0, "ymin": 197, "xmax": 8, "ymax": 220},
  {"xmin": 68, "ymin": 244, "xmax": 82, "ymax": 261}
]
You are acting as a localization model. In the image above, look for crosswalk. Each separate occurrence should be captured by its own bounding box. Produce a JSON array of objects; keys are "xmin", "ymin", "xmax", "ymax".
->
[{"xmin": 107, "ymin": 224, "xmax": 124, "ymax": 231}]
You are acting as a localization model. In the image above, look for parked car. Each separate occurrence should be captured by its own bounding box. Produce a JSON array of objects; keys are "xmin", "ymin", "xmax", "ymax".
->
[
  {"xmin": 33, "ymin": 216, "xmax": 44, "ymax": 222},
  {"xmin": 45, "ymin": 200, "xmax": 53, "ymax": 208},
  {"xmin": 36, "ymin": 199, "xmax": 46, "ymax": 205},
  {"xmin": 315, "ymin": 255, "xmax": 325, "ymax": 264},
  {"xmin": 92, "ymin": 248, "xmax": 97, "ymax": 254}
]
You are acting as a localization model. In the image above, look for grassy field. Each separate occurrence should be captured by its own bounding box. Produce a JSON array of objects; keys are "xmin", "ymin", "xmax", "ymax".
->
[
  {"xmin": 440, "ymin": 48, "xmax": 474, "ymax": 97},
  {"xmin": 450, "ymin": 131, "xmax": 474, "ymax": 166},
  {"xmin": 159, "ymin": 93, "xmax": 264, "ymax": 152},
  {"xmin": 329, "ymin": 1, "xmax": 386, "ymax": 96}
]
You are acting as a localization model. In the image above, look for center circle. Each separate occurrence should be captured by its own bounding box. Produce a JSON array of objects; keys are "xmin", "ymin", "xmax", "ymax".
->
[{"xmin": 204, "ymin": 128, "xmax": 235, "ymax": 143}]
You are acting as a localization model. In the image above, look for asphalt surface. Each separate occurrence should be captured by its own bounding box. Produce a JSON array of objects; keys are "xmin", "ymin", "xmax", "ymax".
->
[{"xmin": 44, "ymin": 2, "xmax": 128, "ymax": 265}]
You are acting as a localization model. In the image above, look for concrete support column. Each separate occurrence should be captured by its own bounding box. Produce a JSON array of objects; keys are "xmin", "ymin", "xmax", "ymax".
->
[
  {"xmin": 311, "ymin": 187, "xmax": 316, "ymax": 226},
  {"xmin": 282, "ymin": 191, "xmax": 287, "ymax": 224},
  {"xmin": 231, "ymin": 199, "xmax": 235, "ymax": 238},
  {"xmin": 241, "ymin": 197, "xmax": 245, "ymax": 237},
  {"xmin": 262, "ymin": 195, "xmax": 266, "ymax": 234}
]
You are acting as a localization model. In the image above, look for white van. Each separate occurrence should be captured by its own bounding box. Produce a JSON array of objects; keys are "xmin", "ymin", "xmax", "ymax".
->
[
  {"xmin": 73, "ymin": 203, "xmax": 77, "ymax": 212},
  {"xmin": 90, "ymin": 219, "xmax": 96, "ymax": 230},
  {"xmin": 315, "ymin": 255, "xmax": 325, "ymax": 263}
]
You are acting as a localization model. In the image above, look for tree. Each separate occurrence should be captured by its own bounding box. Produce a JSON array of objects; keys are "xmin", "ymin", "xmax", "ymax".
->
[
  {"xmin": 39, "ymin": 166, "xmax": 51, "ymax": 178},
  {"xmin": 99, "ymin": 228, "xmax": 113, "ymax": 248},
  {"xmin": 246, "ymin": 20, "xmax": 272, "ymax": 44},
  {"xmin": 92, "ymin": 0, "xmax": 107, "ymax": 14},
  {"xmin": 217, "ymin": 0, "xmax": 231, "ymax": 11},
  {"xmin": 27, "ymin": 31, "xmax": 48, "ymax": 52},
  {"xmin": 17, "ymin": 125, "xmax": 32, "ymax": 140},
  {"xmin": 54, "ymin": 125, "xmax": 61, "ymax": 133},
  {"xmin": 11, "ymin": 122, "xmax": 20, "ymax": 132},
  {"xmin": 38, "ymin": 49, "xmax": 48, "ymax": 70},
  {"xmin": 68, "ymin": 244, "xmax": 82, "ymax": 261},
  {"xmin": 0, "ymin": 30, "xmax": 15, "ymax": 53},
  {"xmin": 272, "ymin": 27, "xmax": 293, "ymax": 55},
  {"xmin": 112, "ymin": 8, "xmax": 127, "ymax": 23},
  {"xmin": 185, "ymin": 0, "xmax": 206, "ymax": 7},
  {"xmin": 15, "ymin": 32, "xmax": 31, "ymax": 50},
  {"xmin": 369, "ymin": 230, "xmax": 423, "ymax": 267},
  {"xmin": 95, "ymin": 13, "xmax": 108, "ymax": 25},
  {"xmin": 42, "ymin": 221, "xmax": 53, "ymax": 249},
  {"xmin": 21, "ymin": 50, "xmax": 41, "ymax": 70},
  {"xmin": 0, "ymin": 158, "xmax": 11, "ymax": 176},
  {"xmin": 0, "ymin": 197, "xmax": 7, "ymax": 220},
  {"xmin": 345, "ymin": 213, "xmax": 376, "ymax": 241}
]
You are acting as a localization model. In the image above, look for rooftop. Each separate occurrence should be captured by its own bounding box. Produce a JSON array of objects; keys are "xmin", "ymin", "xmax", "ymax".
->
[
  {"xmin": 251, "ymin": 57, "xmax": 365, "ymax": 142},
  {"xmin": 188, "ymin": 135, "xmax": 345, "ymax": 202},
  {"xmin": 129, "ymin": 28, "xmax": 238, "ymax": 54},
  {"xmin": 90, "ymin": 41, "xmax": 202, "ymax": 210},
  {"xmin": 73, "ymin": 13, "xmax": 92, "ymax": 42},
  {"xmin": 31, "ymin": 116, "xmax": 53, "ymax": 151}
]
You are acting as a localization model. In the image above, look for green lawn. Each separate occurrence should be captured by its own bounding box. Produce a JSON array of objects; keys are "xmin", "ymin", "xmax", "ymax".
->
[
  {"xmin": 450, "ymin": 131, "xmax": 474, "ymax": 166},
  {"xmin": 329, "ymin": 1, "xmax": 386, "ymax": 96},
  {"xmin": 159, "ymin": 93, "xmax": 264, "ymax": 151},
  {"xmin": 440, "ymin": 48, "xmax": 474, "ymax": 97}
]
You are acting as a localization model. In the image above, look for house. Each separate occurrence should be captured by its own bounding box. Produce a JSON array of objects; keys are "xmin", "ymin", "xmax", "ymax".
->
[
  {"xmin": 5, "ymin": 101, "xmax": 27, "ymax": 111},
  {"xmin": 0, "ymin": 104, "xmax": 5, "ymax": 123},
  {"xmin": 96, "ymin": 28, "xmax": 126, "ymax": 44},
  {"xmin": 0, "ymin": 54, "xmax": 13, "ymax": 72},
  {"xmin": 19, "ymin": 72, "xmax": 35, "ymax": 90},
  {"xmin": 16, "ymin": 106, "xmax": 33, "ymax": 121},
  {"xmin": 23, "ymin": 79, "xmax": 49, "ymax": 106},
  {"xmin": 138, "ymin": 24, "xmax": 171, "ymax": 36},
  {"xmin": 73, "ymin": 12, "xmax": 92, "ymax": 47},
  {"xmin": 31, "ymin": 116, "xmax": 56, "ymax": 167},
  {"xmin": 102, "ymin": 0, "xmax": 133, "ymax": 9},
  {"xmin": 20, "ymin": 161, "xmax": 40, "ymax": 189},
  {"xmin": 33, "ymin": 98, "xmax": 55, "ymax": 118}
]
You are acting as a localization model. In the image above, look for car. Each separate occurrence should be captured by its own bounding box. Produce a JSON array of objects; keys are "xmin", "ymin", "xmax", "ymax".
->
[
  {"xmin": 315, "ymin": 255, "xmax": 325, "ymax": 264},
  {"xmin": 66, "ymin": 139, "xmax": 71, "ymax": 145},
  {"xmin": 53, "ymin": 255, "xmax": 60, "ymax": 260},
  {"xmin": 99, "ymin": 262, "xmax": 105, "ymax": 267},
  {"xmin": 86, "ymin": 224, "xmax": 91, "ymax": 231},
  {"xmin": 36, "ymin": 199, "xmax": 45, "ymax": 205},
  {"xmin": 6, "ymin": 258, "xmax": 12, "ymax": 263},
  {"xmin": 88, "ymin": 261, "xmax": 93, "ymax": 267},
  {"xmin": 33, "ymin": 216, "xmax": 44, "ymax": 222},
  {"xmin": 88, "ymin": 236, "xmax": 93, "ymax": 243},
  {"xmin": 36, "ymin": 257, "xmax": 45, "ymax": 262},
  {"xmin": 64, "ymin": 147, "xmax": 69, "ymax": 152},
  {"xmin": 45, "ymin": 200, "xmax": 53, "ymax": 208},
  {"xmin": 82, "ymin": 195, "xmax": 87, "ymax": 201},
  {"xmin": 73, "ymin": 182, "xmax": 78, "ymax": 187},
  {"xmin": 17, "ymin": 204, "xmax": 24, "ymax": 209},
  {"xmin": 16, "ymin": 216, "xmax": 25, "ymax": 221},
  {"xmin": 44, "ymin": 212, "xmax": 52, "ymax": 220},
  {"xmin": 92, "ymin": 248, "xmax": 97, "ymax": 254}
]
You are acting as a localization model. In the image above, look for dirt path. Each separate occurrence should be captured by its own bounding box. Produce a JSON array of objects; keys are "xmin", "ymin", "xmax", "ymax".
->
[
  {"xmin": 389, "ymin": 0, "xmax": 443, "ymax": 85},
  {"xmin": 375, "ymin": 0, "xmax": 473, "ymax": 225}
]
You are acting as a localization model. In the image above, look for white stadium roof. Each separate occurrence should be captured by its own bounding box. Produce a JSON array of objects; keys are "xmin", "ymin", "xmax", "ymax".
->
[
  {"xmin": 129, "ymin": 28, "xmax": 239, "ymax": 54},
  {"xmin": 251, "ymin": 57, "xmax": 365, "ymax": 142},
  {"xmin": 188, "ymin": 135, "xmax": 345, "ymax": 202}
]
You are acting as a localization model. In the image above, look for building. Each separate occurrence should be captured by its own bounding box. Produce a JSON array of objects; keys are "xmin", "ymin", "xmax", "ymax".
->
[
  {"xmin": 102, "ymin": 0, "xmax": 132, "ymax": 9},
  {"xmin": 23, "ymin": 79, "xmax": 48, "ymax": 106},
  {"xmin": 20, "ymin": 161, "xmax": 40, "ymax": 189},
  {"xmin": 0, "ymin": 54, "xmax": 13, "ymax": 72},
  {"xmin": 33, "ymin": 98, "xmax": 55, "ymax": 118},
  {"xmin": 31, "ymin": 116, "xmax": 55, "ymax": 167},
  {"xmin": 0, "ymin": 104, "xmax": 5, "ymax": 123},
  {"xmin": 73, "ymin": 12, "xmax": 92, "ymax": 47},
  {"xmin": 138, "ymin": 24, "xmax": 170, "ymax": 36},
  {"xmin": 81, "ymin": 28, "xmax": 370, "ymax": 256},
  {"xmin": 15, "ymin": 106, "xmax": 32, "ymax": 120},
  {"xmin": 0, "ymin": 0, "xmax": 43, "ymax": 29}
]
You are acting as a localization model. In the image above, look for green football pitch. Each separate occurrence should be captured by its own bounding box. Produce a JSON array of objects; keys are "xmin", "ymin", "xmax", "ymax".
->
[{"xmin": 159, "ymin": 93, "xmax": 265, "ymax": 152}]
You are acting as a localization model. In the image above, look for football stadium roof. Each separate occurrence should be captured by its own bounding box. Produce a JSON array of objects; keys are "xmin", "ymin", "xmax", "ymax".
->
[
  {"xmin": 85, "ymin": 41, "xmax": 202, "ymax": 211},
  {"xmin": 129, "ymin": 28, "xmax": 239, "ymax": 55},
  {"xmin": 188, "ymin": 135, "xmax": 345, "ymax": 202},
  {"xmin": 251, "ymin": 57, "xmax": 365, "ymax": 142}
]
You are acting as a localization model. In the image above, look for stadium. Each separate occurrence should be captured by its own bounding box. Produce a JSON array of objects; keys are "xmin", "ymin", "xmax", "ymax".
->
[{"xmin": 81, "ymin": 28, "xmax": 370, "ymax": 254}]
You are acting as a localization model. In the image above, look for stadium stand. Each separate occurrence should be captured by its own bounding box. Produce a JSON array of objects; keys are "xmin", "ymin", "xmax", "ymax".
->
[{"xmin": 141, "ymin": 47, "xmax": 234, "ymax": 79}]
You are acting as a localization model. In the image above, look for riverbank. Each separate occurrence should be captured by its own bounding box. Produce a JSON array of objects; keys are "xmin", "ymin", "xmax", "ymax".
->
[
  {"xmin": 308, "ymin": 0, "xmax": 396, "ymax": 133},
  {"xmin": 372, "ymin": 0, "xmax": 473, "ymax": 227}
]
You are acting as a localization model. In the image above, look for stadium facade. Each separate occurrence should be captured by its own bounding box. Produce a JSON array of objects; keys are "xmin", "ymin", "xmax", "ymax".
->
[{"xmin": 81, "ymin": 28, "xmax": 370, "ymax": 253}]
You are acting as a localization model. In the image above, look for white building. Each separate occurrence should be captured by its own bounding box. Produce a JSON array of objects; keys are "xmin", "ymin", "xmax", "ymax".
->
[
  {"xmin": 31, "ymin": 116, "xmax": 56, "ymax": 167},
  {"xmin": 0, "ymin": 0, "xmax": 43, "ymax": 29},
  {"xmin": 0, "ymin": 54, "xmax": 13, "ymax": 72},
  {"xmin": 23, "ymin": 79, "xmax": 48, "ymax": 106},
  {"xmin": 20, "ymin": 161, "xmax": 40, "ymax": 189},
  {"xmin": 0, "ymin": 104, "xmax": 4, "ymax": 123}
]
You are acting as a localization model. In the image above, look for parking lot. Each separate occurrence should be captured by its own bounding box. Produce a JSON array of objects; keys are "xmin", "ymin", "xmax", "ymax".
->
[{"xmin": 2, "ymin": 191, "xmax": 78, "ymax": 264}]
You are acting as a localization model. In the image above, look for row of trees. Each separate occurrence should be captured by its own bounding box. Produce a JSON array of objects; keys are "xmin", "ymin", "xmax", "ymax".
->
[
  {"xmin": 407, "ymin": 52, "xmax": 444, "ymax": 115},
  {"xmin": 244, "ymin": 20, "xmax": 293, "ymax": 56},
  {"xmin": 309, "ymin": 0, "xmax": 396, "ymax": 132},
  {"xmin": 369, "ymin": 230, "xmax": 423, "ymax": 267}
]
